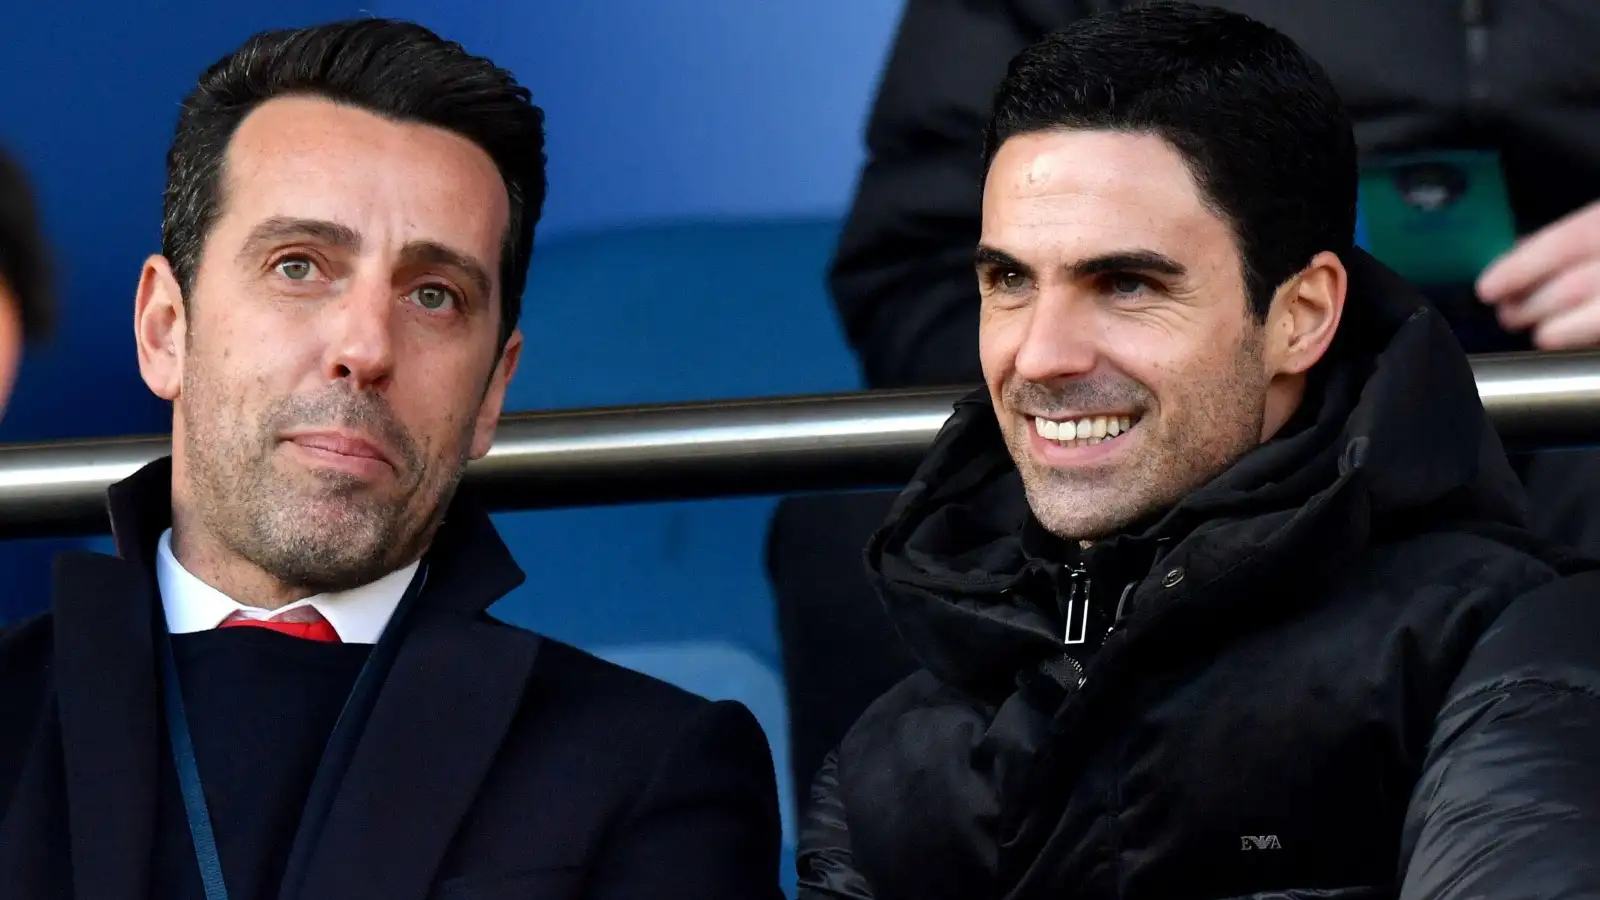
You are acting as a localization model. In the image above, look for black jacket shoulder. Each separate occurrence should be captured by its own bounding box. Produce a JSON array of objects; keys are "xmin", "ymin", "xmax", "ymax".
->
[
  {"xmin": 1399, "ymin": 569, "xmax": 1600, "ymax": 900},
  {"xmin": 0, "ymin": 612, "xmax": 54, "ymax": 816},
  {"xmin": 0, "ymin": 610, "xmax": 51, "ymax": 673},
  {"xmin": 445, "ymin": 623, "xmax": 788, "ymax": 898}
]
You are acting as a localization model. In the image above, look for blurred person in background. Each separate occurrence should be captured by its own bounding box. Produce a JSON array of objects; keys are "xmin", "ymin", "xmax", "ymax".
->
[
  {"xmin": 0, "ymin": 20, "xmax": 781, "ymax": 900},
  {"xmin": 769, "ymin": 0, "xmax": 1600, "ymax": 804},
  {"xmin": 0, "ymin": 146, "xmax": 53, "ymax": 413},
  {"xmin": 799, "ymin": 6, "xmax": 1600, "ymax": 896}
]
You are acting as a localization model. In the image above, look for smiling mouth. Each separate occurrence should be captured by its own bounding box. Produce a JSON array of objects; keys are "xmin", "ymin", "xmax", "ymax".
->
[{"xmin": 1033, "ymin": 413, "xmax": 1141, "ymax": 449}]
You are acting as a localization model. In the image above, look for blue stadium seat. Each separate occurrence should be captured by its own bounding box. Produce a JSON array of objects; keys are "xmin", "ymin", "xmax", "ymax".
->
[{"xmin": 487, "ymin": 218, "xmax": 859, "ymax": 894}]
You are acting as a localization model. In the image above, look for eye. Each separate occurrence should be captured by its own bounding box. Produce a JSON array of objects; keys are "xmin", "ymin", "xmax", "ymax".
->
[
  {"xmin": 999, "ymin": 270, "xmax": 1030, "ymax": 291},
  {"xmin": 982, "ymin": 267, "xmax": 1031, "ymax": 293},
  {"xmin": 1105, "ymin": 273, "xmax": 1150, "ymax": 297},
  {"xmin": 407, "ymin": 284, "xmax": 459, "ymax": 312},
  {"xmin": 274, "ymin": 256, "xmax": 320, "ymax": 281}
]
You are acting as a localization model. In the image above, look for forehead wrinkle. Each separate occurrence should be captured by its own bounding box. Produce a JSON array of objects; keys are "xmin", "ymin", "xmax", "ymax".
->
[
  {"xmin": 986, "ymin": 203, "xmax": 1214, "ymax": 276},
  {"xmin": 989, "ymin": 130, "xmax": 1213, "ymax": 210},
  {"xmin": 985, "ymin": 144, "xmax": 1233, "ymax": 280},
  {"xmin": 216, "ymin": 99, "xmax": 507, "ymax": 279},
  {"xmin": 999, "ymin": 172, "xmax": 1211, "ymax": 230}
]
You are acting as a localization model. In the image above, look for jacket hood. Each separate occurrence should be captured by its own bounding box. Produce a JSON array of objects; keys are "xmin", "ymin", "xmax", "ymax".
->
[{"xmin": 866, "ymin": 250, "xmax": 1531, "ymax": 695}]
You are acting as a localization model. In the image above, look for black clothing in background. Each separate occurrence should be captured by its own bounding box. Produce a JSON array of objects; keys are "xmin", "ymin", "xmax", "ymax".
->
[{"xmin": 770, "ymin": 0, "xmax": 1600, "ymax": 802}]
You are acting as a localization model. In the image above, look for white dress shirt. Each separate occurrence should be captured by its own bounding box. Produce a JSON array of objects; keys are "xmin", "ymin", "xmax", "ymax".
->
[{"xmin": 156, "ymin": 528, "xmax": 418, "ymax": 644}]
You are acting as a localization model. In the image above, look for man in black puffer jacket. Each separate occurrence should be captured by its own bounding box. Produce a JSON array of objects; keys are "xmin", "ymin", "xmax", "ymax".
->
[
  {"xmin": 798, "ymin": 5, "xmax": 1600, "ymax": 898},
  {"xmin": 771, "ymin": 0, "xmax": 1600, "ymax": 803}
]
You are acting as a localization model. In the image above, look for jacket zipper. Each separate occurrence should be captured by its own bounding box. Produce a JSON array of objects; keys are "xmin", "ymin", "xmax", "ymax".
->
[
  {"xmin": 1462, "ymin": 0, "xmax": 1489, "ymax": 103},
  {"xmin": 1056, "ymin": 652, "xmax": 1086, "ymax": 689},
  {"xmin": 1063, "ymin": 563, "xmax": 1090, "ymax": 645},
  {"xmin": 1011, "ymin": 562, "xmax": 1094, "ymax": 642},
  {"xmin": 1009, "ymin": 562, "xmax": 1093, "ymax": 687},
  {"xmin": 1058, "ymin": 563, "xmax": 1091, "ymax": 687}
]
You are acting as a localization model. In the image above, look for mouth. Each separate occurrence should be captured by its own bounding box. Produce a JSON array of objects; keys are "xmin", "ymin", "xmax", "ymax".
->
[
  {"xmin": 1031, "ymin": 412, "xmax": 1142, "ymax": 450},
  {"xmin": 279, "ymin": 430, "xmax": 396, "ymax": 476}
]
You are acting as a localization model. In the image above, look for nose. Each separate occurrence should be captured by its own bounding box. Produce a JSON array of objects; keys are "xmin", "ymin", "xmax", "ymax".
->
[
  {"xmin": 1012, "ymin": 289, "xmax": 1099, "ymax": 385},
  {"xmin": 323, "ymin": 274, "xmax": 396, "ymax": 390}
]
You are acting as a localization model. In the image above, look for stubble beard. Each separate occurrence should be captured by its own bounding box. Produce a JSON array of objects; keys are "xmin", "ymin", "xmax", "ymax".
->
[
  {"xmin": 1011, "ymin": 327, "xmax": 1269, "ymax": 541},
  {"xmin": 178, "ymin": 362, "xmax": 472, "ymax": 594}
]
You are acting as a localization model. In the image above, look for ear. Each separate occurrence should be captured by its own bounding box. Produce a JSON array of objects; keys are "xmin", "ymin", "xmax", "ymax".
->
[
  {"xmin": 135, "ymin": 255, "xmax": 187, "ymax": 401},
  {"xmin": 468, "ymin": 327, "xmax": 523, "ymax": 460},
  {"xmin": 0, "ymin": 281, "xmax": 25, "ymax": 417},
  {"xmin": 1264, "ymin": 250, "xmax": 1346, "ymax": 378}
]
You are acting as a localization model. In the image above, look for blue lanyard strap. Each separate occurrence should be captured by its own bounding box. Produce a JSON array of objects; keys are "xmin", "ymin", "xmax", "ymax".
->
[
  {"xmin": 157, "ymin": 562, "xmax": 430, "ymax": 900},
  {"xmin": 160, "ymin": 636, "xmax": 230, "ymax": 900}
]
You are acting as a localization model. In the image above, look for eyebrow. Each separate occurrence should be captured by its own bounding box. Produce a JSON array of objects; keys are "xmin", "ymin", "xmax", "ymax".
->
[
  {"xmin": 238, "ymin": 215, "xmax": 494, "ymax": 299},
  {"xmin": 398, "ymin": 241, "xmax": 494, "ymax": 302},
  {"xmin": 974, "ymin": 245, "xmax": 1034, "ymax": 278},
  {"xmin": 974, "ymin": 244, "xmax": 1188, "ymax": 281},
  {"xmin": 1070, "ymin": 250, "xmax": 1187, "ymax": 280},
  {"xmin": 238, "ymin": 216, "xmax": 361, "ymax": 264}
]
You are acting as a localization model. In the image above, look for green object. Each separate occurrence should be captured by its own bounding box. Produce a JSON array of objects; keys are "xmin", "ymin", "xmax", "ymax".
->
[{"xmin": 1358, "ymin": 150, "xmax": 1517, "ymax": 286}]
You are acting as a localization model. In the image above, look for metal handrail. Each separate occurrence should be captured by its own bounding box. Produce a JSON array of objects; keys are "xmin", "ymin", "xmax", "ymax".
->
[{"xmin": 0, "ymin": 350, "xmax": 1597, "ymax": 538}]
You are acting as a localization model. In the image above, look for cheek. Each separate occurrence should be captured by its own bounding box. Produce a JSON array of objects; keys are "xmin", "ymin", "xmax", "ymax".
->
[
  {"xmin": 393, "ymin": 351, "xmax": 497, "ymax": 447},
  {"xmin": 187, "ymin": 352, "xmax": 267, "ymax": 430},
  {"xmin": 1104, "ymin": 318, "xmax": 1247, "ymax": 411},
  {"xmin": 193, "ymin": 297, "xmax": 307, "ymax": 376},
  {"xmin": 979, "ymin": 308, "xmax": 1026, "ymax": 388},
  {"xmin": 199, "ymin": 335, "xmax": 292, "ymax": 404},
  {"xmin": 1100, "ymin": 321, "xmax": 1186, "ymax": 387},
  {"xmin": 1154, "ymin": 332, "xmax": 1264, "ymax": 430}
]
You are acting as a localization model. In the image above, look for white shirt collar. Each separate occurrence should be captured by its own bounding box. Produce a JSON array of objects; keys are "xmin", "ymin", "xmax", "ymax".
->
[{"xmin": 156, "ymin": 528, "xmax": 418, "ymax": 644}]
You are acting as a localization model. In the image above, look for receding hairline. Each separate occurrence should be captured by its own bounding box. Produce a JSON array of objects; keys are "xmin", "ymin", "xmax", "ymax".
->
[{"xmin": 189, "ymin": 93, "xmax": 515, "ymax": 304}]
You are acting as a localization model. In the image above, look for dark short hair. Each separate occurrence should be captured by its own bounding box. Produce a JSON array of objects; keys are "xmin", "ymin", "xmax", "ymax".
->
[
  {"xmin": 982, "ymin": 1, "xmax": 1357, "ymax": 321},
  {"xmin": 0, "ymin": 147, "xmax": 54, "ymax": 342},
  {"xmin": 163, "ymin": 18, "xmax": 547, "ymax": 345}
]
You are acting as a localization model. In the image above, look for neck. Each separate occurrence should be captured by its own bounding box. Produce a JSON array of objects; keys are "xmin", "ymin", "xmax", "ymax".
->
[{"xmin": 1261, "ymin": 373, "xmax": 1308, "ymax": 442}]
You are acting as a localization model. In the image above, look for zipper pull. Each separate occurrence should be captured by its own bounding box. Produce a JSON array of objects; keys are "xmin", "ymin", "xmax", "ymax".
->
[
  {"xmin": 1104, "ymin": 581, "xmax": 1137, "ymax": 640},
  {"xmin": 1063, "ymin": 563, "xmax": 1091, "ymax": 645}
]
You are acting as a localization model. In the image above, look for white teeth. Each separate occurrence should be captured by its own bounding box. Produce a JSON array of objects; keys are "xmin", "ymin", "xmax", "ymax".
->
[{"xmin": 1035, "ymin": 413, "xmax": 1140, "ymax": 447}]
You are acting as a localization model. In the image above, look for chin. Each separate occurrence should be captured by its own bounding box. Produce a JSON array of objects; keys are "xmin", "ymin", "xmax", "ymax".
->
[
  {"xmin": 1039, "ymin": 516, "xmax": 1120, "ymax": 542},
  {"xmin": 1025, "ymin": 482, "xmax": 1148, "ymax": 541}
]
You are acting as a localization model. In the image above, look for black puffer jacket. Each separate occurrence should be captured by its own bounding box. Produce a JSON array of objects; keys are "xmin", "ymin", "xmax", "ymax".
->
[{"xmin": 797, "ymin": 252, "xmax": 1600, "ymax": 899}]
